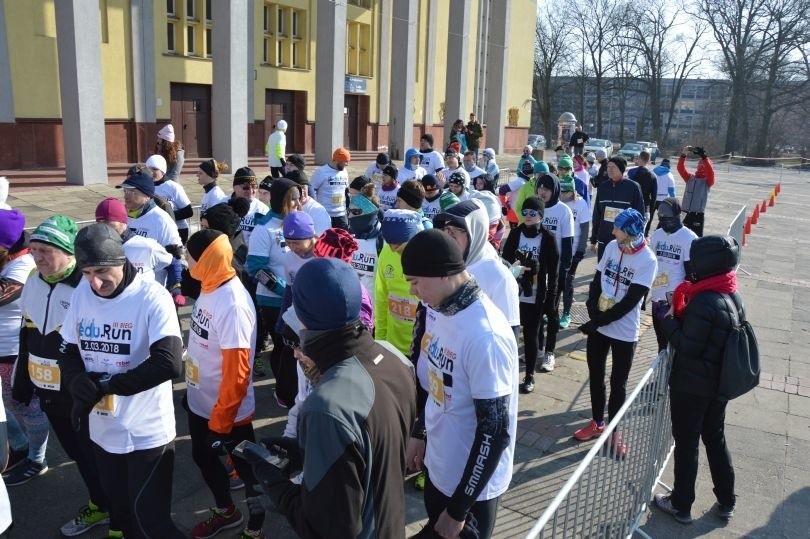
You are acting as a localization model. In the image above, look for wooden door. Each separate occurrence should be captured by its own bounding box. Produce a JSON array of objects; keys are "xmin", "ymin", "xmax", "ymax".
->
[
  {"xmin": 170, "ymin": 83, "xmax": 211, "ymax": 158},
  {"xmin": 265, "ymin": 90, "xmax": 296, "ymax": 153},
  {"xmin": 344, "ymin": 94, "xmax": 359, "ymax": 150}
]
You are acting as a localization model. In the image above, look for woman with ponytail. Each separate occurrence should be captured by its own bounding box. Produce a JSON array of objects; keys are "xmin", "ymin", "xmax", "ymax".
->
[{"xmin": 197, "ymin": 159, "xmax": 229, "ymax": 212}]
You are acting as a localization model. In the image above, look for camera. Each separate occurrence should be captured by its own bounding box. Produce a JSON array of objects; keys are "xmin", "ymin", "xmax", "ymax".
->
[
  {"xmin": 691, "ymin": 146, "xmax": 707, "ymax": 159},
  {"xmin": 514, "ymin": 249, "xmax": 538, "ymax": 298}
]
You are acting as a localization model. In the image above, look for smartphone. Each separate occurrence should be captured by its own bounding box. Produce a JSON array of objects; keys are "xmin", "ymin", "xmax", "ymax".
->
[{"xmin": 666, "ymin": 291, "xmax": 674, "ymax": 303}]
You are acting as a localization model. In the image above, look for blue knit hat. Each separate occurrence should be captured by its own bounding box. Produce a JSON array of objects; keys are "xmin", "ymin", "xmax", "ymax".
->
[
  {"xmin": 614, "ymin": 208, "xmax": 645, "ymax": 236},
  {"xmin": 293, "ymin": 258, "xmax": 361, "ymax": 331},
  {"xmin": 282, "ymin": 211, "xmax": 315, "ymax": 239},
  {"xmin": 534, "ymin": 161, "xmax": 550, "ymax": 174},
  {"xmin": 381, "ymin": 209, "xmax": 423, "ymax": 245}
]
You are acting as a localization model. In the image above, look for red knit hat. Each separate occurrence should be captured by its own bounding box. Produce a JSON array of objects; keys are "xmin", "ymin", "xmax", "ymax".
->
[
  {"xmin": 95, "ymin": 198, "xmax": 128, "ymax": 224},
  {"xmin": 313, "ymin": 228, "xmax": 358, "ymax": 263}
]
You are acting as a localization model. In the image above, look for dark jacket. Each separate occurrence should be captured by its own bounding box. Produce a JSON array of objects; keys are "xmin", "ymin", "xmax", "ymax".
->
[
  {"xmin": 629, "ymin": 166, "xmax": 657, "ymax": 213},
  {"xmin": 271, "ymin": 324, "xmax": 416, "ymax": 539},
  {"xmin": 501, "ymin": 224, "xmax": 560, "ymax": 311},
  {"xmin": 590, "ymin": 178, "xmax": 645, "ymax": 246},
  {"xmin": 662, "ymin": 291, "xmax": 743, "ymax": 398}
]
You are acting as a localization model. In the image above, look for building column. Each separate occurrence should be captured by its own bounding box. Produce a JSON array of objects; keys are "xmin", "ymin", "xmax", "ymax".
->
[
  {"xmin": 212, "ymin": 0, "xmax": 249, "ymax": 167},
  {"xmin": 472, "ymin": 0, "xmax": 490, "ymax": 120},
  {"xmin": 377, "ymin": 0, "xmax": 392, "ymax": 128},
  {"xmin": 315, "ymin": 1, "xmax": 347, "ymax": 163},
  {"xmin": 423, "ymin": 0, "xmax": 438, "ymax": 128},
  {"xmin": 0, "ymin": 0, "xmax": 14, "ymax": 122},
  {"xmin": 444, "ymin": 0, "xmax": 471, "ymax": 142},
  {"xmin": 484, "ymin": 0, "xmax": 511, "ymax": 154},
  {"xmin": 388, "ymin": 0, "xmax": 416, "ymax": 160},
  {"xmin": 55, "ymin": 1, "xmax": 107, "ymax": 185},
  {"xmin": 130, "ymin": 0, "xmax": 156, "ymax": 160},
  {"xmin": 247, "ymin": 3, "xmax": 255, "ymax": 127}
]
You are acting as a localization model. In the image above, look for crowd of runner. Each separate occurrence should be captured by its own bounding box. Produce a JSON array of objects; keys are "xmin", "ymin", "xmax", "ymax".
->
[{"xmin": 0, "ymin": 121, "xmax": 735, "ymax": 538}]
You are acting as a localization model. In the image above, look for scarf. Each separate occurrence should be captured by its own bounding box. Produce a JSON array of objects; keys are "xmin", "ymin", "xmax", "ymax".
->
[
  {"xmin": 42, "ymin": 259, "xmax": 76, "ymax": 284},
  {"xmin": 618, "ymin": 236, "xmax": 646, "ymax": 254},
  {"xmin": 672, "ymin": 270, "xmax": 737, "ymax": 318},
  {"xmin": 434, "ymin": 278, "xmax": 481, "ymax": 316}
]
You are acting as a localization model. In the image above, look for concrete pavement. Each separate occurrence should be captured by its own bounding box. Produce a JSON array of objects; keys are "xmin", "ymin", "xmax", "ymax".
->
[{"xmin": 4, "ymin": 157, "xmax": 810, "ymax": 538}]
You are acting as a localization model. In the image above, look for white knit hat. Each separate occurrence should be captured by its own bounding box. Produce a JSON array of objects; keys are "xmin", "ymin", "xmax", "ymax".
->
[
  {"xmin": 157, "ymin": 124, "xmax": 175, "ymax": 142},
  {"xmin": 277, "ymin": 119, "xmax": 288, "ymax": 130},
  {"xmin": 145, "ymin": 154, "xmax": 167, "ymax": 174}
]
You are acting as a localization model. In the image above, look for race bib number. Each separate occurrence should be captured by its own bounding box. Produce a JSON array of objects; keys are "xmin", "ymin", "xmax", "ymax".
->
[
  {"xmin": 603, "ymin": 206, "xmax": 623, "ymax": 223},
  {"xmin": 28, "ymin": 355, "xmax": 60, "ymax": 391},
  {"xmin": 185, "ymin": 352, "xmax": 200, "ymax": 389},
  {"xmin": 428, "ymin": 364, "xmax": 445, "ymax": 410},
  {"xmin": 93, "ymin": 394, "xmax": 119, "ymax": 418},
  {"xmin": 331, "ymin": 193, "xmax": 345, "ymax": 206},
  {"xmin": 598, "ymin": 293, "xmax": 617, "ymax": 312},
  {"xmin": 652, "ymin": 272, "xmax": 669, "ymax": 288},
  {"xmin": 388, "ymin": 295, "xmax": 417, "ymax": 322}
]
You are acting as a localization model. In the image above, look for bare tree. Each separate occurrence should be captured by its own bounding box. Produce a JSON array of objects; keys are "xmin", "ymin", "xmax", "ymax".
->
[
  {"xmin": 661, "ymin": 29, "xmax": 706, "ymax": 146},
  {"xmin": 533, "ymin": 1, "xmax": 573, "ymax": 148}
]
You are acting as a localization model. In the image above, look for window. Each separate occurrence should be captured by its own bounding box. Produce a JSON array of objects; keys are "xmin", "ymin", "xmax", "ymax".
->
[
  {"xmin": 187, "ymin": 25, "xmax": 195, "ymax": 54},
  {"xmin": 167, "ymin": 22, "xmax": 176, "ymax": 52},
  {"xmin": 346, "ymin": 21, "xmax": 371, "ymax": 77},
  {"xmin": 166, "ymin": 0, "xmax": 205, "ymax": 56},
  {"xmin": 205, "ymin": 27, "xmax": 212, "ymax": 57},
  {"xmin": 205, "ymin": 0, "xmax": 211, "ymax": 21},
  {"xmin": 263, "ymin": 3, "xmax": 308, "ymax": 69},
  {"xmin": 167, "ymin": 0, "xmax": 176, "ymax": 16},
  {"xmin": 186, "ymin": 0, "xmax": 195, "ymax": 19}
]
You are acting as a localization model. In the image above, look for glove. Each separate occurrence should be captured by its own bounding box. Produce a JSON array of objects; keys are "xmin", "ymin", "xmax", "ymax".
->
[
  {"xmin": 279, "ymin": 157, "xmax": 286, "ymax": 168},
  {"xmin": 206, "ymin": 430, "xmax": 236, "ymax": 456},
  {"xmin": 171, "ymin": 288, "xmax": 186, "ymax": 307},
  {"xmin": 579, "ymin": 320, "xmax": 599, "ymax": 336},
  {"xmin": 246, "ymin": 495, "xmax": 273, "ymax": 518},
  {"xmin": 251, "ymin": 451, "xmax": 292, "ymax": 507},
  {"xmin": 11, "ymin": 379, "xmax": 34, "ymax": 406},
  {"xmin": 69, "ymin": 373, "xmax": 104, "ymax": 432},
  {"xmin": 501, "ymin": 205, "xmax": 508, "ymax": 216},
  {"xmin": 260, "ymin": 436, "xmax": 303, "ymax": 473}
]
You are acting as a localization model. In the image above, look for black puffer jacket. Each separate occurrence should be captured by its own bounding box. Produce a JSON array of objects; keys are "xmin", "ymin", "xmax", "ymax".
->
[{"xmin": 662, "ymin": 291, "xmax": 743, "ymax": 397}]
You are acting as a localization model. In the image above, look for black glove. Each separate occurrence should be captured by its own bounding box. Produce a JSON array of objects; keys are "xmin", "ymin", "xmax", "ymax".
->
[
  {"xmin": 11, "ymin": 379, "xmax": 34, "ymax": 406},
  {"xmin": 206, "ymin": 431, "xmax": 237, "ymax": 456},
  {"xmin": 579, "ymin": 320, "xmax": 599, "ymax": 336},
  {"xmin": 279, "ymin": 157, "xmax": 286, "ymax": 168},
  {"xmin": 69, "ymin": 373, "xmax": 104, "ymax": 408},
  {"xmin": 586, "ymin": 299, "xmax": 599, "ymax": 321},
  {"xmin": 251, "ymin": 453, "xmax": 292, "ymax": 508},
  {"xmin": 260, "ymin": 436, "xmax": 303, "ymax": 473},
  {"xmin": 501, "ymin": 205, "xmax": 508, "ymax": 216},
  {"xmin": 246, "ymin": 495, "xmax": 272, "ymax": 519},
  {"xmin": 692, "ymin": 146, "xmax": 707, "ymax": 159}
]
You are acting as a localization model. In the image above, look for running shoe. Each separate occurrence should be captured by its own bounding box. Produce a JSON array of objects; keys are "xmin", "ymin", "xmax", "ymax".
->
[
  {"xmin": 239, "ymin": 528, "xmax": 264, "ymax": 539},
  {"xmin": 190, "ymin": 505, "xmax": 244, "ymax": 539},
  {"xmin": 253, "ymin": 357, "xmax": 266, "ymax": 377},
  {"xmin": 559, "ymin": 312, "xmax": 571, "ymax": 328},
  {"xmin": 654, "ymin": 493, "xmax": 693, "ymax": 524},
  {"xmin": 520, "ymin": 375, "xmax": 535, "ymax": 394},
  {"xmin": 4, "ymin": 458, "xmax": 48, "ymax": 486},
  {"xmin": 573, "ymin": 420, "xmax": 605, "ymax": 441},
  {"xmin": 540, "ymin": 352, "xmax": 555, "ymax": 372},
  {"xmin": 414, "ymin": 471, "xmax": 426, "ymax": 490},
  {"xmin": 60, "ymin": 501, "xmax": 110, "ymax": 536}
]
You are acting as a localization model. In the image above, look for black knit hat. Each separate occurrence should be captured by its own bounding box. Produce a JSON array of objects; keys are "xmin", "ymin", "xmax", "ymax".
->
[
  {"xmin": 608, "ymin": 155, "xmax": 627, "ymax": 173},
  {"xmin": 202, "ymin": 203, "xmax": 241, "ymax": 238},
  {"xmin": 270, "ymin": 178, "xmax": 300, "ymax": 214},
  {"xmin": 187, "ymin": 229, "xmax": 224, "ymax": 262},
  {"xmin": 284, "ymin": 169, "xmax": 309, "ymax": 186},
  {"xmin": 376, "ymin": 152, "xmax": 390, "ymax": 166},
  {"xmin": 287, "ymin": 154, "xmax": 306, "ymax": 170},
  {"xmin": 233, "ymin": 167, "xmax": 258, "ymax": 186},
  {"xmin": 74, "ymin": 223, "xmax": 126, "ymax": 269},
  {"xmin": 383, "ymin": 164, "xmax": 398, "ymax": 180},
  {"xmin": 350, "ymin": 175, "xmax": 371, "ymax": 191},
  {"xmin": 401, "ymin": 229, "xmax": 466, "ymax": 277},
  {"xmin": 521, "ymin": 196, "xmax": 545, "ymax": 214}
]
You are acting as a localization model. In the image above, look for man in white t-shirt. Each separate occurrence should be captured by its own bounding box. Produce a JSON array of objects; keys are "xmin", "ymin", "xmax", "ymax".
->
[
  {"xmin": 649, "ymin": 198, "xmax": 696, "ymax": 351},
  {"xmin": 574, "ymin": 209, "xmax": 656, "ymax": 453},
  {"xmin": 309, "ymin": 147, "xmax": 351, "ymax": 230},
  {"xmin": 418, "ymin": 134, "xmax": 446, "ymax": 175},
  {"xmin": 59, "ymin": 224, "xmax": 184, "ymax": 538},
  {"xmin": 402, "ymin": 230, "xmax": 518, "ymax": 539}
]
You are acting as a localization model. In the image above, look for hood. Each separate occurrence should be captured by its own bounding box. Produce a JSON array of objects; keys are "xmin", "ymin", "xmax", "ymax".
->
[
  {"xmin": 468, "ymin": 190, "xmax": 502, "ymax": 224},
  {"xmin": 535, "ymin": 173, "xmax": 561, "ymax": 207},
  {"xmin": 653, "ymin": 164, "xmax": 670, "ymax": 176},
  {"xmin": 405, "ymin": 148, "xmax": 420, "ymax": 171},
  {"xmin": 433, "ymin": 199, "xmax": 491, "ymax": 266},
  {"xmin": 190, "ymin": 233, "xmax": 236, "ymax": 293}
]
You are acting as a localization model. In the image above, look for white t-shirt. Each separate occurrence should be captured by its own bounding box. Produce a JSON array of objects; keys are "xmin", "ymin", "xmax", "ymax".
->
[
  {"xmin": 541, "ymin": 202, "xmax": 575, "ymax": 256},
  {"xmin": 309, "ymin": 164, "xmax": 349, "ymax": 217},
  {"xmin": 564, "ymin": 197, "xmax": 591, "ymax": 250},
  {"xmin": 186, "ymin": 278, "xmax": 257, "ymax": 422},
  {"xmin": 364, "ymin": 163, "xmax": 386, "ymax": 188},
  {"xmin": 422, "ymin": 197, "xmax": 443, "ymax": 222},
  {"xmin": 595, "ymin": 240, "xmax": 657, "ymax": 342},
  {"xmin": 656, "ymin": 172, "xmax": 675, "ymax": 201},
  {"xmin": 123, "ymin": 234, "xmax": 173, "ymax": 284},
  {"xmin": 61, "ymin": 275, "xmax": 180, "ymax": 453},
  {"xmin": 516, "ymin": 233, "xmax": 542, "ymax": 303},
  {"xmin": 444, "ymin": 166, "xmax": 471, "ymax": 190},
  {"xmin": 128, "ymin": 206, "xmax": 182, "ymax": 248},
  {"xmin": 419, "ymin": 150, "xmax": 445, "ymax": 175},
  {"xmin": 398, "ymin": 166, "xmax": 426, "ymax": 182},
  {"xmin": 200, "ymin": 185, "xmax": 228, "ymax": 213},
  {"xmin": 238, "ymin": 198, "xmax": 270, "ymax": 245},
  {"xmin": 282, "ymin": 250, "xmax": 312, "ymax": 285},
  {"xmin": 650, "ymin": 226, "xmax": 697, "ymax": 302},
  {"xmin": 0, "ymin": 253, "xmax": 35, "ymax": 356},
  {"xmin": 378, "ymin": 185, "xmax": 400, "ymax": 211},
  {"xmin": 301, "ymin": 197, "xmax": 331, "ymax": 236},
  {"xmin": 154, "ymin": 180, "xmax": 192, "ymax": 230},
  {"xmin": 248, "ymin": 216, "xmax": 289, "ymax": 302},
  {"xmin": 0, "ymin": 394, "xmax": 10, "ymax": 533},
  {"xmin": 416, "ymin": 294, "xmax": 518, "ymax": 501},
  {"xmin": 468, "ymin": 255, "xmax": 520, "ymax": 326},
  {"xmin": 351, "ymin": 237, "xmax": 379, "ymax": 302}
]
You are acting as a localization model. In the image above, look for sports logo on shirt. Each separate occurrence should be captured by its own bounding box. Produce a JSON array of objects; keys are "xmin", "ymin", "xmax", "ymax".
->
[
  {"xmin": 603, "ymin": 258, "xmax": 636, "ymax": 287},
  {"xmin": 130, "ymin": 227, "xmax": 149, "ymax": 237},
  {"xmin": 352, "ymin": 252, "xmax": 376, "ymax": 273},
  {"xmin": 543, "ymin": 216, "xmax": 559, "ymax": 232},
  {"xmin": 77, "ymin": 319, "xmax": 132, "ymax": 355},
  {"xmin": 654, "ymin": 241, "xmax": 683, "ymax": 260},
  {"xmin": 190, "ymin": 306, "xmax": 211, "ymax": 340}
]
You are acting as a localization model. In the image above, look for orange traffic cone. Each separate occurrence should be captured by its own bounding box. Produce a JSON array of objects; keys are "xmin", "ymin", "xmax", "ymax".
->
[
  {"xmin": 752, "ymin": 205, "xmax": 759, "ymax": 224},
  {"xmin": 769, "ymin": 194, "xmax": 775, "ymax": 207},
  {"xmin": 761, "ymin": 200, "xmax": 767, "ymax": 213},
  {"xmin": 776, "ymin": 183, "xmax": 781, "ymax": 194},
  {"xmin": 744, "ymin": 217, "xmax": 752, "ymax": 235}
]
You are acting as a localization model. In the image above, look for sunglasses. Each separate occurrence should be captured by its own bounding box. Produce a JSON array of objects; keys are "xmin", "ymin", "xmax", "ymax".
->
[
  {"xmin": 522, "ymin": 209, "xmax": 540, "ymax": 217},
  {"xmin": 349, "ymin": 207, "xmax": 364, "ymax": 216}
]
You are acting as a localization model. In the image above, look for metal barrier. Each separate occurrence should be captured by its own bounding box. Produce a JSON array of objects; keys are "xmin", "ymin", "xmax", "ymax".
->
[
  {"xmin": 526, "ymin": 349, "xmax": 675, "ymax": 539},
  {"xmin": 726, "ymin": 205, "xmax": 746, "ymax": 249}
]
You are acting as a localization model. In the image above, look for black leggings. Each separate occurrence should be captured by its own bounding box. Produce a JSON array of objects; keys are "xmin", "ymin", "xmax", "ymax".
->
[
  {"xmin": 419, "ymin": 470, "xmax": 500, "ymax": 539},
  {"xmin": 258, "ymin": 306, "xmax": 297, "ymax": 407},
  {"xmin": 683, "ymin": 212, "xmax": 705, "ymax": 237},
  {"xmin": 44, "ymin": 407, "xmax": 109, "ymax": 513},
  {"xmin": 93, "ymin": 441, "xmax": 183, "ymax": 539},
  {"xmin": 519, "ymin": 300, "xmax": 558, "ymax": 376},
  {"xmin": 186, "ymin": 406, "xmax": 264, "ymax": 530},
  {"xmin": 645, "ymin": 201, "xmax": 660, "ymax": 237},
  {"xmin": 562, "ymin": 256, "xmax": 583, "ymax": 314},
  {"xmin": 586, "ymin": 331, "xmax": 636, "ymax": 423}
]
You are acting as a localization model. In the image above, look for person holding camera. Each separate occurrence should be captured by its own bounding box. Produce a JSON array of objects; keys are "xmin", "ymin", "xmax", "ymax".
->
[
  {"xmin": 677, "ymin": 146, "xmax": 715, "ymax": 237},
  {"xmin": 182, "ymin": 229, "xmax": 265, "ymax": 539},
  {"xmin": 501, "ymin": 197, "xmax": 560, "ymax": 393}
]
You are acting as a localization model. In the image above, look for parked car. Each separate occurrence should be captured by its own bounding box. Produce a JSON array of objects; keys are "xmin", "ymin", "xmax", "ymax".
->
[
  {"xmin": 618, "ymin": 143, "xmax": 645, "ymax": 161},
  {"xmin": 583, "ymin": 138, "xmax": 613, "ymax": 158},
  {"xmin": 636, "ymin": 141, "xmax": 660, "ymax": 163},
  {"xmin": 528, "ymin": 134, "xmax": 546, "ymax": 149}
]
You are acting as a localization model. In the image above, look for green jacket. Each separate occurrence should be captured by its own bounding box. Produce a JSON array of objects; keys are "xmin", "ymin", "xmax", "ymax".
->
[
  {"xmin": 374, "ymin": 243, "xmax": 419, "ymax": 356},
  {"xmin": 513, "ymin": 178, "xmax": 537, "ymax": 225}
]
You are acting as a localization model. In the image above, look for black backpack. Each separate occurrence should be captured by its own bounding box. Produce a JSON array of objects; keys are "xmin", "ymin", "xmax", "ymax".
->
[{"xmin": 717, "ymin": 293, "xmax": 760, "ymax": 400}]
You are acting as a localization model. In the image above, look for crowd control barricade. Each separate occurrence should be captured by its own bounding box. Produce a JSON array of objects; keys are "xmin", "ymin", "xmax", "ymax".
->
[
  {"xmin": 727, "ymin": 205, "xmax": 746, "ymax": 250},
  {"xmin": 526, "ymin": 349, "xmax": 675, "ymax": 539}
]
